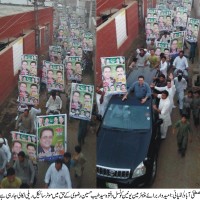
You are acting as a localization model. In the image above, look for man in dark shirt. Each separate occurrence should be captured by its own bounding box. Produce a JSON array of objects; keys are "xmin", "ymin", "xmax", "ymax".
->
[{"xmin": 122, "ymin": 75, "xmax": 151, "ymax": 104}]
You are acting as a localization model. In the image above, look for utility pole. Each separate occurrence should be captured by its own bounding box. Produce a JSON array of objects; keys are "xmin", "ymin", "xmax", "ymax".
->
[{"xmin": 34, "ymin": 0, "xmax": 40, "ymax": 54}]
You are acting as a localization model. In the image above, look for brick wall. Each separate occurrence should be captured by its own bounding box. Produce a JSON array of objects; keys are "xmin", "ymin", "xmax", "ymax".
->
[
  {"xmin": 0, "ymin": 48, "xmax": 18, "ymax": 105},
  {"xmin": 0, "ymin": 7, "xmax": 53, "ymax": 105},
  {"xmin": 97, "ymin": 0, "xmax": 125, "ymax": 16},
  {"xmin": 0, "ymin": 7, "xmax": 53, "ymax": 40},
  {"xmin": 96, "ymin": 1, "xmax": 139, "ymax": 85}
]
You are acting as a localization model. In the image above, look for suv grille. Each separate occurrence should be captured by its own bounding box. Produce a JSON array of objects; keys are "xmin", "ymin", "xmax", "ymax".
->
[{"xmin": 96, "ymin": 165, "xmax": 130, "ymax": 179}]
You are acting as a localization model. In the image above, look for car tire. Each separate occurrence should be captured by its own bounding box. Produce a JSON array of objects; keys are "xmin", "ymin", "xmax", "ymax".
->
[{"xmin": 147, "ymin": 155, "xmax": 158, "ymax": 187}]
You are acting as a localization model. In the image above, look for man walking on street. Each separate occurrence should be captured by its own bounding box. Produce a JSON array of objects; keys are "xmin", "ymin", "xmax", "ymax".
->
[
  {"xmin": 153, "ymin": 90, "xmax": 171, "ymax": 139},
  {"xmin": 173, "ymin": 115, "xmax": 192, "ymax": 157},
  {"xmin": 44, "ymin": 158, "xmax": 72, "ymax": 188},
  {"xmin": 72, "ymin": 145, "xmax": 86, "ymax": 188},
  {"xmin": 174, "ymin": 75, "xmax": 187, "ymax": 115},
  {"xmin": 13, "ymin": 151, "xmax": 35, "ymax": 187}
]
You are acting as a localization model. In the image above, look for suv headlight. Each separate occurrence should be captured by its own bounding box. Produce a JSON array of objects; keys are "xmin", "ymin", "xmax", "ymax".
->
[{"xmin": 132, "ymin": 162, "xmax": 146, "ymax": 178}]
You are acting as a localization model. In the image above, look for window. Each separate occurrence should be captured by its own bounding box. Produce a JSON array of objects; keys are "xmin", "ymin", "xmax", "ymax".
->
[{"xmin": 102, "ymin": 104, "xmax": 151, "ymax": 130}]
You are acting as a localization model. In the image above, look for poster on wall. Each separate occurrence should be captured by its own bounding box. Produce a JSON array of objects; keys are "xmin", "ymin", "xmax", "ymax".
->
[
  {"xmin": 18, "ymin": 75, "xmax": 40, "ymax": 105},
  {"xmin": 13, "ymin": 38, "xmax": 23, "ymax": 76},
  {"xmin": 65, "ymin": 56, "xmax": 82, "ymax": 82},
  {"xmin": 115, "ymin": 9, "xmax": 127, "ymax": 48},
  {"xmin": 185, "ymin": 18, "xmax": 200, "ymax": 42},
  {"xmin": 20, "ymin": 54, "xmax": 38, "ymax": 77},
  {"xmin": 101, "ymin": 56, "xmax": 127, "ymax": 94},
  {"xmin": 46, "ymin": 64, "xmax": 65, "ymax": 92},
  {"xmin": 11, "ymin": 131, "xmax": 37, "ymax": 162},
  {"xmin": 170, "ymin": 31, "xmax": 185, "ymax": 55},
  {"xmin": 36, "ymin": 114, "xmax": 67, "ymax": 161},
  {"xmin": 69, "ymin": 83, "xmax": 94, "ymax": 121}
]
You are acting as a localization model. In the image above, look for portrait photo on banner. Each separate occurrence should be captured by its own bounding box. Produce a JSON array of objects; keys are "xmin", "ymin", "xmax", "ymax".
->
[
  {"xmin": 65, "ymin": 56, "xmax": 82, "ymax": 82},
  {"xmin": 36, "ymin": 114, "xmax": 67, "ymax": 162},
  {"xmin": 41, "ymin": 60, "xmax": 52, "ymax": 84},
  {"xmin": 20, "ymin": 54, "xmax": 38, "ymax": 77},
  {"xmin": 186, "ymin": 18, "xmax": 200, "ymax": 42},
  {"xmin": 101, "ymin": 56, "xmax": 127, "ymax": 94},
  {"xmin": 18, "ymin": 75, "xmax": 40, "ymax": 105},
  {"xmin": 69, "ymin": 83, "xmax": 94, "ymax": 121},
  {"xmin": 49, "ymin": 45, "xmax": 62, "ymax": 63},
  {"xmin": 170, "ymin": 31, "xmax": 185, "ymax": 55},
  {"xmin": 11, "ymin": 131, "xmax": 37, "ymax": 163},
  {"xmin": 46, "ymin": 63, "xmax": 65, "ymax": 92}
]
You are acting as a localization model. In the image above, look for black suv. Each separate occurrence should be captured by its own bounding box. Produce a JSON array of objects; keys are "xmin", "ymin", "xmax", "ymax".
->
[{"xmin": 96, "ymin": 94, "xmax": 162, "ymax": 188}]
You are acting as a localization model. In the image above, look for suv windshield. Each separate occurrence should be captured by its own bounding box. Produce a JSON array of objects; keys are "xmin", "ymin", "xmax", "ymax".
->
[{"xmin": 102, "ymin": 104, "xmax": 151, "ymax": 130}]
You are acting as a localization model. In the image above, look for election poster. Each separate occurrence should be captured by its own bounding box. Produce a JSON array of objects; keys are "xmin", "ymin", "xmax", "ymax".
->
[
  {"xmin": 69, "ymin": 83, "xmax": 94, "ymax": 121},
  {"xmin": 11, "ymin": 131, "xmax": 37, "ymax": 163},
  {"xmin": 20, "ymin": 54, "xmax": 38, "ymax": 77},
  {"xmin": 41, "ymin": 60, "xmax": 51, "ymax": 84},
  {"xmin": 36, "ymin": 114, "xmax": 67, "ymax": 162},
  {"xmin": 170, "ymin": 31, "xmax": 185, "ymax": 55},
  {"xmin": 185, "ymin": 18, "xmax": 200, "ymax": 42},
  {"xmin": 46, "ymin": 64, "xmax": 65, "ymax": 92},
  {"xmin": 158, "ymin": 10, "xmax": 172, "ymax": 31},
  {"xmin": 156, "ymin": 42, "xmax": 171, "ymax": 57},
  {"xmin": 65, "ymin": 56, "xmax": 82, "ymax": 82},
  {"xmin": 49, "ymin": 46, "xmax": 62, "ymax": 63},
  {"xmin": 82, "ymin": 32, "xmax": 93, "ymax": 51},
  {"xmin": 18, "ymin": 75, "xmax": 40, "ymax": 105},
  {"xmin": 145, "ymin": 17, "xmax": 159, "ymax": 41},
  {"xmin": 174, "ymin": 7, "xmax": 188, "ymax": 27},
  {"xmin": 182, "ymin": 0, "xmax": 192, "ymax": 15},
  {"xmin": 147, "ymin": 8, "xmax": 158, "ymax": 18},
  {"xmin": 101, "ymin": 56, "xmax": 127, "ymax": 94}
]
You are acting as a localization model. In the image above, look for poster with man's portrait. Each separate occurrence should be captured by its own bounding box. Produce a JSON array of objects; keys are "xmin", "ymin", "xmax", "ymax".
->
[
  {"xmin": 155, "ymin": 42, "xmax": 170, "ymax": 57},
  {"xmin": 36, "ymin": 114, "xmax": 67, "ymax": 161},
  {"xmin": 182, "ymin": 0, "xmax": 192, "ymax": 15},
  {"xmin": 69, "ymin": 83, "xmax": 94, "ymax": 121},
  {"xmin": 147, "ymin": 8, "xmax": 158, "ymax": 18},
  {"xmin": 170, "ymin": 31, "xmax": 185, "ymax": 55},
  {"xmin": 174, "ymin": 7, "xmax": 188, "ymax": 27},
  {"xmin": 18, "ymin": 75, "xmax": 40, "ymax": 105},
  {"xmin": 20, "ymin": 54, "xmax": 38, "ymax": 77},
  {"xmin": 158, "ymin": 10, "xmax": 172, "ymax": 31},
  {"xmin": 145, "ymin": 17, "xmax": 159, "ymax": 40},
  {"xmin": 82, "ymin": 32, "xmax": 93, "ymax": 51},
  {"xmin": 46, "ymin": 64, "xmax": 65, "ymax": 92},
  {"xmin": 185, "ymin": 18, "xmax": 200, "ymax": 42},
  {"xmin": 11, "ymin": 131, "xmax": 37, "ymax": 163},
  {"xmin": 101, "ymin": 56, "xmax": 127, "ymax": 94},
  {"xmin": 49, "ymin": 46, "xmax": 62, "ymax": 63},
  {"xmin": 65, "ymin": 56, "xmax": 82, "ymax": 82},
  {"xmin": 41, "ymin": 60, "xmax": 52, "ymax": 84}
]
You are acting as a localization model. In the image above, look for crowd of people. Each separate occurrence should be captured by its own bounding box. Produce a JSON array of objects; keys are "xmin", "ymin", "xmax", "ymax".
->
[
  {"xmin": 0, "ymin": 1, "xmax": 96, "ymax": 189},
  {"xmin": 96, "ymin": 0, "xmax": 200, "ymax": 159}
]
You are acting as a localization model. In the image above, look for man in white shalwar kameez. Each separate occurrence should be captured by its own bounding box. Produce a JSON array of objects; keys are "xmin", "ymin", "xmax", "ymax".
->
[
  {"xmin": 153, "ymin": 90, "xmax": 172, "ymax": 139},
  {"xmin": 153, "ymin": 74, "xmax": 176, "ymax": 113}
]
